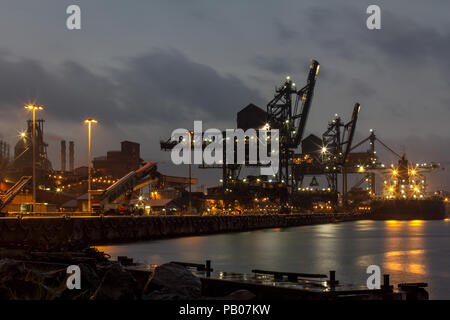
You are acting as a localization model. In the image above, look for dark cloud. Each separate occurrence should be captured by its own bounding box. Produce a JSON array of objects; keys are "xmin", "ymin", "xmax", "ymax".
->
[
  {"xmin": 302, "ymin": 4, "xmax": 450, "ymax": 77},
  {"xmin": 348, "ymin": 78, "xmax": 377, "ymax": 99},
  {"xmin": 365, "ymin": 11, "xmax": 450, "ymax": 68},
  {"xmin": 274, "ymin": 20, "xmax": 301, "ymax": 43},
  {"xmin": 0, "ymin": 53, "xmax": 119, "ymax": 124},
  {"xmin": 114, "ymin": 49, "xmax": 264, "ymax": 125},
  {"xmin": 252, "ymin": 55, "xmax": 295, "ymax": 74},
  {"xmin": 0, "ymin": 49, "xmax": 263, "ymax": 128}
]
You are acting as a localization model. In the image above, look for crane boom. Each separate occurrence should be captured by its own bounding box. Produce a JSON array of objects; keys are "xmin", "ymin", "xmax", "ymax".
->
[
  {"xmin": 341, "ymin": 103, "xmax": 360, "ymax": 163},
  {"xmin": 294, "ymin": 60, "xmax": 320, "ymax": 146},
  {"xmin": 267, "ymin": 59, "xmax": 320, "ymax": 149}
]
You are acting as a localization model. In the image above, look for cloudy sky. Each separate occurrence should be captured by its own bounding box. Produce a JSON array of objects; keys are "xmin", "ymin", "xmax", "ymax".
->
[{"xmin": 0, "ymin": 0, "xmax": 448, "ymax": 190}]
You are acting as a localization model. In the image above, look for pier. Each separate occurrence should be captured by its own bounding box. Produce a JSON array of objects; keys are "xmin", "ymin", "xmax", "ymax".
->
[{"xmin": 0, "ymin": 213, "xmax": 368, "ymax": 248}]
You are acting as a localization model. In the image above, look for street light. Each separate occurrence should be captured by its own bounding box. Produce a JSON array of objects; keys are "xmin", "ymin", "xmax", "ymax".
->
[
  {"xmin": 84, "ymin": 118, "xmax": 98, "ymax": 213},
  {"xmin": 24, "ymin": 104, "xmax": 43, "ymax": 208}
]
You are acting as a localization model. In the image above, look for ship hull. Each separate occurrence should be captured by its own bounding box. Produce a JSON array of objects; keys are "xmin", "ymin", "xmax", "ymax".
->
[{"xmin": 370, "ymin": 199, "xmax": 448, "ymax": 220}]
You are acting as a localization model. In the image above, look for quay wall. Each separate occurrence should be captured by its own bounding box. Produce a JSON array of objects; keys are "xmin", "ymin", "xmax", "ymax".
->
[{"xmin": 0, "ymin": 213, "xmax": 368, "ymax": 248}]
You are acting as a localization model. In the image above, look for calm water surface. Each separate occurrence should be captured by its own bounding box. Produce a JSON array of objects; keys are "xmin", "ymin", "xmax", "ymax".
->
[{"xmin": 96, "ymin": 219, "xmax": 450, "ymax": 299}]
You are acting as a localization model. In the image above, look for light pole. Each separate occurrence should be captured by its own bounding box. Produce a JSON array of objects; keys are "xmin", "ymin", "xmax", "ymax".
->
[
  {"xmin": 84, "ymin": 118, "xmax": 98, "ymax": 213},
  {"xmin": 24, "ymin": 105, "xmax": 43, "ymax": 209}
]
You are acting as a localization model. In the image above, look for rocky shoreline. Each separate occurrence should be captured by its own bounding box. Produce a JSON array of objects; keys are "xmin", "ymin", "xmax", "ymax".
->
[
  {"xmin": 0, "ymin": 247, "xmax": 255, "ymax": 300},
  {"xmin": 0, "ymin": 246, "xmax": 429, "ymax": 300}
]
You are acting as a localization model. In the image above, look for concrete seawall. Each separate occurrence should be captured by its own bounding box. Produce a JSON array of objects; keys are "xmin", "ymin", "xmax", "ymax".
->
[{"xmin": 0, "ymin": 213, "xmax": 369, "ymax": 248}]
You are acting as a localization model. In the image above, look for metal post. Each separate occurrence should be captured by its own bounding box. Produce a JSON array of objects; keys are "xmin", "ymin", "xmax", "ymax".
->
[
  {"xmin": 329, "ymin": 270, "xmax": 336, "ymax": 290},
  {"xmin": 84, "ymin": 119, "xmax": 97, "ymax": 213},
  {"xmin": 382, "ymin": 274, "xmax": 390, "ymax": 290},
  {"xmin": 32, "ymin": 109, "xmax": 36, "ymax": 208},
  {"xmin": 370, "ymin": 132, "xmax": 376, "ymax": 194},
  {"xmin": 206, "ymin": 260, "xmax": 211, "ymax": 277},
  {"xmin": 88, "ymin": 122, "xmax": 92, "ymax": 213},
  {"xmin": 342, "ymin": 166, "xmax": 347, "ymax": 196}
]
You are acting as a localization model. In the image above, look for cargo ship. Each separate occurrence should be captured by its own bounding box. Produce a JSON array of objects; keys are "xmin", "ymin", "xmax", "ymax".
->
[
  {"xmin": 366, "ymin": 154, "xmax": 448, "ymax": 220},
  {"xmin": 370, "ymin": 198, "xmax": 448, "ymax": 220}
]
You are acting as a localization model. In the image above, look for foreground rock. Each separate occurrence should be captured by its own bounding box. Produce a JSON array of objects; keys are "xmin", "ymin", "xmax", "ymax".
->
[
  {"xmin": 202, "ymin": 289, "xmax": 256, "ymax": 300},
  {"xmin": 0, "ymin": 259, "xmax": 59, "ymax": 299},
  {"xmin": 0, "ymin": 249, "xmax": 257, "ymax": 301},
  {"xmin": 143, "ymin": 263, "xmax": 202, "ymax": 300},
  {"xmin": 91, "ymin": 263, "xmax": 139, "ymax": 300},
  {"xmin": 0, "ymin": 249, "xmax": 212, "ymax": 300}
]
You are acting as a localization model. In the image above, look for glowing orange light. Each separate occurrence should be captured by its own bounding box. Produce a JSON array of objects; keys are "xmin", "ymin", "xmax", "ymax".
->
[{"xmin": 24, "ymin": 105, "xmax": 43, "ymax": 111}]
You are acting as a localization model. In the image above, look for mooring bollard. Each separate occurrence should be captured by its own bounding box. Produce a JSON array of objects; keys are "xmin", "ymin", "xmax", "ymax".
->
[
  {"xmin": 206, "ymin": 260, "xmax": 211, "ymax": 277},
  {"xmin": 382, "ymin": 274, "xmax": 393, "ymax": 290},
  {"xmin": 384, "ymin": 274, "xmax": 389, "ymax": 287},
  {"xmin": 328, "ymin": 270, "xmax": 339, "ymax": 290}
]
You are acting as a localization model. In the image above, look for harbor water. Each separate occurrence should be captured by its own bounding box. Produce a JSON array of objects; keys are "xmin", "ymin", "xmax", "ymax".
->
[{"xmin": 96, "ymin": 219, "xmax": 450, "ymax": 299}]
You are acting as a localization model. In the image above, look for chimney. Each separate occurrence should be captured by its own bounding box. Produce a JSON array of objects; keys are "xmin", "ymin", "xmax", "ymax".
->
[
  {"xmin": 61, "ymin": 140, "xmax": 66, "ymax": 172},
  {"xmin": 69, "ymin": 141, "xmax": 74, "ymax": 172}
]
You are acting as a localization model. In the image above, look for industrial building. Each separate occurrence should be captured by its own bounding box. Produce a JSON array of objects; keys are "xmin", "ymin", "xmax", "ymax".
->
[{"xmin": 93, "ymin": 141, "xmax": 142, "ymax": 178}]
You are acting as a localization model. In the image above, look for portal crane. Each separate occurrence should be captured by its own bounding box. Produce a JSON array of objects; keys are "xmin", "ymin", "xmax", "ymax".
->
[
  {"xmin": 321, "ymin": 103, "xmax": 360, "ymax": 193},
  {"xmin": 266, "ymin": 59, "xmax": 320, "ymax": 187}
]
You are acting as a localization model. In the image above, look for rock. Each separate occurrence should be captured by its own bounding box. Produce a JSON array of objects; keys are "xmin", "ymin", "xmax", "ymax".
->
[
  {"xmin": 90, "ymin": 263, "xmax": 138, "ymax": 300},
  {"xmin": 0, "ymin": 259, "xmax": 25, "ymax": 282},
  {"xmin": 58, "ymin": 263, "xmax": 101, "ymax": 300},
  {"xmin": 222, "ymin": 289, "xmax": 256, "ymax": 300},
  {"xmin": 0, "ymin": 248, "xmax": 32, "ymax": 261},
  {"xmin": 143, "ymin": 291, "xmax": 187, "ymax": 300},
  {"xmin": 143, "ymin": 263, "xmax": 201, "ymax": 300},
  {"xmin": 202, "ymin": 289, "xmax": 256, "ymax": 300},
  {"xmin": 0, "ymin": 259, "xmax": 57, "ymax": 300}
]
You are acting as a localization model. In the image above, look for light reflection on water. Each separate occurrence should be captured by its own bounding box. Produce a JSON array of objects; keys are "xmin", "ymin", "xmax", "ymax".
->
[{"xmin": 96, "ymin": 219, "xmax": 450, "ymax": 299}]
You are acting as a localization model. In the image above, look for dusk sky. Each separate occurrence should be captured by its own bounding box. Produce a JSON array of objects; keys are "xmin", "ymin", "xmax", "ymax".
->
[{"xmin": 0, "ymin": 0, "xmax": 448, "ymax": 190}]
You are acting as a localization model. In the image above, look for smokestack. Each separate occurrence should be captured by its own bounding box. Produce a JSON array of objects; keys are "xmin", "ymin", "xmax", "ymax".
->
[
  {"xmin": 0, "ymin": 141, "xmax": 8, "ymax": 161},
  {"xmin": 61, "ymin": 140, "xmax": 66, "ymax": 172},
  {"xmin": 69, "ymin": 141, "xmax": 74, "ymax": 172}
]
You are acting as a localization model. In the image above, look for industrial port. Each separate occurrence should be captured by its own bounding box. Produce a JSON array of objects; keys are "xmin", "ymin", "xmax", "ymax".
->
[
  {"xmin": 2, "ymin": 1, "xmax": 450, "ymax": 308},
  {"xmin": 0, "ymin": 60, "xmax": 447, "ymax": 219}
]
